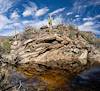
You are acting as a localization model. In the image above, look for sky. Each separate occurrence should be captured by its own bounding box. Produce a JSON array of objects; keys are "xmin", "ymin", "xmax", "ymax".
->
[{"xmin": 0, "ymin": 0, "xmax": 100, "ymax": 37}]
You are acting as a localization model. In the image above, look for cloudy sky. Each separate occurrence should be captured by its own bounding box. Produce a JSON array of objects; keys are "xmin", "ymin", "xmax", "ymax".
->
[{"xmin": 0, "ymin": 0, "xmax": 100, "ymax": 37}]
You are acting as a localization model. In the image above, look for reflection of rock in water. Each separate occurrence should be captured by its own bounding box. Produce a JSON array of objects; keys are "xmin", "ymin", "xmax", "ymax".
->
[
  {"xmin": 9, "ymin": 67, "xmax": 72, "ymax": 91},
  {"xmin": 10, "ymin": 71, "xmax": 46, "ymax": 91},
  {"xmin": 71, "ymin": 67, "xmax": 100, "ymax": 91}
]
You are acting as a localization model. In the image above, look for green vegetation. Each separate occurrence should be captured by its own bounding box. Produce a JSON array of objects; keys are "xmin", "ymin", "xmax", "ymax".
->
[
  {"xmin": 80, "ymin": 31, "xmax": 96, "ymax": 44},
  {"xmin": 68, "ymin": 25, "xmax": 78, "ymax": 39},
  {"xmin": 22, "ymin": 26, "xmax": 37, "ymax": 39},
  {"xmin": 69, "ymin": 31, "xmax": 76, "ymax": 39},
  {"xmin": 68, "ymin": 25, "xmax": 78, "ymax": 30},
  {"xmin": 0, "ymin": 39, "xmax": 11, "ymax": 54}
]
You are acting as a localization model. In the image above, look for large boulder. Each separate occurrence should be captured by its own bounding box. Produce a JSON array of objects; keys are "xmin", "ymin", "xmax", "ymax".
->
[
  {"xmin": 10, "ymin": 25, "xmax": 100, "ymax": 74},
  {"xmin": 1, "ymin": 25, "xmax": 100, "ymax": 91}
]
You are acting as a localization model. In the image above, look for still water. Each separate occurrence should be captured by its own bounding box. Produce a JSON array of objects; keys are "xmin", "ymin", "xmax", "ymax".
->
[{"xmin": 9, "ymin": 66, "xmax": 100, "ymax": 91}]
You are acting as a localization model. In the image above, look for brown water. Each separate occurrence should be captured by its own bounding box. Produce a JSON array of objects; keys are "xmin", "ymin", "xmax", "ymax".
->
[
  {"xmin": 8, "ymin": 64, "xmax": 100, "ymax": 91},
  {"xmin": 10, "ymin": 64, "xmax": 73, "ymax": 91}
]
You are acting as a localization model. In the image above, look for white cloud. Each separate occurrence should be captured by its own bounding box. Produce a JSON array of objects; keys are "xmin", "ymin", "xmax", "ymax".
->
[
  {"xmin": 34, "ymin": 19, "xmax": 48, "ymax": 28},
  {"xmin": 78, "ymin": 21, "xmax": 100, "ymax": 35},
  {"xmin": 78, "ymin": 24, "xmax": 93, "ymax": 32},
  {"xmin": 22, "ymin": 20, "xmax": 35, "ymax": 27},
  {"xmin": 89, "ymin": 0, "xmax": 100, "ymax": 6},
  {"xmin": 0, "ymin": 29, "xmax": 22, "ymax": 36},
  {"xmin": 23, "ymin": 2, "xmax": 38, "ymax": 17},
  {"xmin": 0, "ymin": 22, "xmax": 24, "ymax": 36},
  {"xmin": 83, "ymin": 17, "xmax": 93, "ymax": 21},
  {"xmin": 28, "ymin": 1, "xmax": 38, "ymax": 10},
  {"xmin": 7, "ymin": 30, "xmax": 20, "ymax": 36},
  {"xmin": 0, "ymin": 14, "xmax": 10, "ymax": 29},
  {"xmin": 72, "ymin": 1, "xmax": 83, "ymax": 14},
  {"xmin": 0, "ymin": 0, "xmax": 15, "ymax": 14},
  {"xmin": 66, "ymin": 12, "xmax": 73, "ymax": 16},
  {"xmin": 0, "ymin": 13, "xmax": 23, "ymax": 35},
  {"xmin": 22, "ymin": 20, "xmax": 31, "ymax": 25},
  {"xmin": 35, "ymin": 7, "xmax": 49, "ymax": 16},
  {"xmin": 83, "ymin": 15, "xmax": 100, "ymax": 21},
  {"xmin": 23, "ymin": 8, "xmax": 32, "ymax": 17},
  {"xmin": 22, "ymin": 19, "xmax": 47, "ymax": 29},
  {"xmin": 10, "ymin": 11, "xmax": 19, "ymax": 19},
  {"xmin": 94, "ymin": 15, "xmax": 100, "ymax": 19},
  {"xmin": 22, "ymin": 15, "xmax": 64, "ymax": 29},
  {"xmin": 71, "ymin": 0, "xmax": 100, "ymax": 16},
  {"xmin": 70, "ymin": 0, "xmax": 100, "ymax": 16},
  {"xmin": 83, "ymin": 21, "xmax": 94, "ymax": 26},
  {"xmin": 49, "ymin": 8, "xmax": 65, "ymax": 16},
  {"xmin": 75, "ymin": 15, "xmax": 80, "ymax": 18},
  {"xmin": 53, "ymin": 16, "xmax": 64, "ymax": 25}
]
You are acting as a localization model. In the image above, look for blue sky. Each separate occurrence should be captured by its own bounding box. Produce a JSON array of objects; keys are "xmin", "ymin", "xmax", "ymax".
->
[{"xmin": 0, "ymin": 0, "xmax": 100, "ymax": 36}]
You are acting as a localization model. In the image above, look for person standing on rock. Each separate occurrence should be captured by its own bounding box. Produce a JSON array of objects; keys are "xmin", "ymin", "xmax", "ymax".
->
[{"xmin": 48, "ymin": 15, "xmax": 53, "ymax": 30}]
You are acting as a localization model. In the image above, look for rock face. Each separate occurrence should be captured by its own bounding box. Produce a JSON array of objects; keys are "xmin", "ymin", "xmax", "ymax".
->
[
  {"xmin": 10, "ymin": 25, "xmax": 100, "ymax": 73},
  {"xmin": 4, "ymin": 25, "xmax": 99, "ymax": 91}
]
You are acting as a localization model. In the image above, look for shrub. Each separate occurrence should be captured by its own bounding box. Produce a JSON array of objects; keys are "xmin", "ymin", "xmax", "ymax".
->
[
  {"xmin": 68, "ymin": 25, "xmax": 77, "ymax": 30},
  {"xmin": 80, "ymin": 31, "xmax": 96, "ymax": 44},
  {"xmin": 0, "ymin": 39, "xmax": 11, "ymax": 54},
  {"xmin": 22, "ymin": 26, "xmax": 36, "ymax": 40}
]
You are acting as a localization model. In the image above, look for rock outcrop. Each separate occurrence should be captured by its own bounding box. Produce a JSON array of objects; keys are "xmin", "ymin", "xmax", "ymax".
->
[
  {"xmin": 1, "ymin": 25, "xmax": 100, "ymax": 91},
  {"xmin": 10, "ymin": 25, "xmax": 100, "ymax": 73}
]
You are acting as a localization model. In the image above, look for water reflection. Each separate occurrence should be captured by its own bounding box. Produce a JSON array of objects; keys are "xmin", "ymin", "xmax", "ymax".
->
[
  {"xmin": 9, "ymin": 65, "xmax": 100, "ymax": 91},
  {"xmin": 10, "ymin": 68, "xmax": 72, "ymax": 91},
  {"xmin": 71, "ymin": 67, "xmax": 100, "ymax": 91}
]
